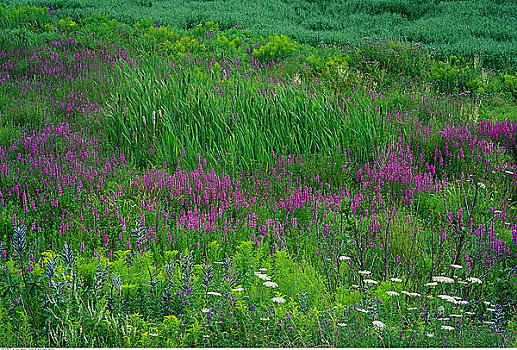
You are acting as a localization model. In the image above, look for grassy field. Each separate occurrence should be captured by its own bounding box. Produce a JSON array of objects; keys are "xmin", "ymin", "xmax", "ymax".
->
[{"xmin": 1, "ymin": 1, "xmax": 517, "ymax": 347}]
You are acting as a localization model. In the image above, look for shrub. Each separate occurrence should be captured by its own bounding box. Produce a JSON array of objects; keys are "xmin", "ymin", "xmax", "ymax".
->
[{"xmin": 252, "ymin": 34, "xmax": 297, "ymax": 61}]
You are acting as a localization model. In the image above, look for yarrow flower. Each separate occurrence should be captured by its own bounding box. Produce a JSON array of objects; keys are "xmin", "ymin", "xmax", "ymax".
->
[
  {"xmin": 254, "ymin": 272, "xmax": 271, "ymax": 281},
  {"xmin": 386, "ymin": 291, "xmax": 400, "ymax": 296},
  {"xmin": 432, "ymin": 276, "xmax": 455, "ymax": 283},
  {"xmin": 272, "ymin": 296, "xmax": 286, "ymax": 303},
  {"xmin": 358, "ymin": 270, "xmax": 371, "ymax": 275},
  {"xmin": 263, "ymin": 281, "xmax": 278, "ymax": 288},
  {"xmin": 426, "ymin": 332, "xmax": 434, "ymax": 338},
  {"xmin": 356, "ymin": 308, "xmax": 369, "ymax": 313},
  {"xmin": 372, "ymin": 320, "xmax": 386, "ymax": 331},
  {"xmin": 450, "ymin": 314, "xmax": 463, "ymax": 318},
  {"xmin": 390, "ymin": 277, "xmax": 403, "ymax": 282},
  {"xmin": 451, "ymin": 264, "xmax": 463, "ymax": 269},
  {"xmin": 260, "ymin": 317, "xmax": 270, "ymax": 321},
  {"xmin": 363, "ymin": 279, "xmax": 378, "ymax": 285},
  {"xmin": 338, "ymin": 322, "xmax": 347, "ymax": 327},
  {"xmin": 232, "ymin": 287, "xmax": 244, "ymax": 292},
  {"xmin": 425, "ymin": 282, "xmax": 438, "ymax": 286},
  {"xmin": 339, "ymin": 256, "xmax": 351, "ymax": 261},
  {"xmin": 259, "ymin": 268, "xmax": 267, "ymax": 271},
  {"xmin": 466, "ymin": 277, "xmax": 482, "ymax": 284},
  {"xmin": 441, "ymin": 325, "xmax": 455, "ymax": 331},
  {"xmin": 207, "ymin": 291, "xmax": 222, "ymax": 296},
  {"xmin": 202, "ymin": 308, "xmax": 210, "ymax": 313}
]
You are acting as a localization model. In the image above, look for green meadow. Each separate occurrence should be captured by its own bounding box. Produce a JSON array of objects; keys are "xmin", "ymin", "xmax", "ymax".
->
[{"xmin": 1, "ymin": 0, "xmax": 517, "ymax": 347}]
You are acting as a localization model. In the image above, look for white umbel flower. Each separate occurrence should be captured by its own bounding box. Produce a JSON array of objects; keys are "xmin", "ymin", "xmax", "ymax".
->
[
  {"xmin": 386, "ymin": 291, "xmax": 400, "ymax": 296},
  {"xmin": 263, "ymin": 281, "xmax": 279, "ymax": 288},
  {"xmin": 451, "ymin": 264, "xmax": 463, "ymax": 269},
  {"xmin": 358, "ymin": 270, "xmax": 371, "ymax": 275},
  {"xmin": 201, "ymin": 308, "xmax": 210, "ymax": 313},
  {"xmin": 363, "ymin": 279, "xmax": 378, "ymax": 285},
  {"xmin": 390, "ymin": 278, "xmax": 403, "ymax": 282},
  {"xmin": 207, "ymin": 291, "xmax": 222, "ymax": 296},
  {"xmin": 372, "ymin": 320, "xmax": 387, "ymax": 331},
  {"xmin": 466, "ymin": 277, "xmax": 482, "ymax": 284},
  {"xmin": 339, "ymin": 256, "xmax": 351, "ymax": 261},
  {"xmin": 272, "ymin": 296, "xmax": 286, "ymax": 303},
  {"xmin": 441, "ymin": 325, "xmax": 455, "ymax": 331},
  {"xmin": 232, "ymin": 287, "xmax": 244, "ymax": 292},
  {"xmin": 432, "ymin": 276, "xmax": 455, "ymax": 283}
]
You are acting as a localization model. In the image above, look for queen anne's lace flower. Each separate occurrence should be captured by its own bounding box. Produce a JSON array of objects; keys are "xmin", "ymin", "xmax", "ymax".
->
[
  {"xmin": 263, "ymin": 281, "xmax": 278, "ymax": 288},
  {"xmin": 466, "ymin": 277, "xmax": 482, "ymax": 284},
  {"xmin": 372, "ymin": 321, "xmax": 386, "ymax": 331},
  {"xmin": 441, "ymin": 325, "xmax": 455, "ymax": 331},
  {"xmin": 386, "ymin": 291, "xmax": 400, "ymax": 296},
  {"xmin": 433, "ymin": 276, "xmax": 455, "ymax": 283},
  {"xmin": 363, "ymin": 279, "xmax": 378, "ymax": 285},
  {"xmin": 272, "ymin": 296, "xmax": 286, "ymax": 303}
]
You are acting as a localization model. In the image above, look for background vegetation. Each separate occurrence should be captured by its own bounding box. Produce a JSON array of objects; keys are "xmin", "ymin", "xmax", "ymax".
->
[{"xmin": 4, "ymin": 0, "xmax": 517, "ymax": 72}]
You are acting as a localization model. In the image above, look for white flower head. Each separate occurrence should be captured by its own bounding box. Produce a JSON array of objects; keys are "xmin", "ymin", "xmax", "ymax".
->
[
  {"xmin": 441, "ymin": 325, "xmax": 455, "ymax": 331},
  {"xmin": 339, "ymin": 256, "xmax": 351, "ymax": 261},
  {"xmin": 259, "ymin": 267, "xmax": 267, "ymax": 271},
  {"xmin": 260, "ymin": 317, "xmax": 270, "ymax": 321},
  {"xmin": 207, "ymin": 291, "xmax": 222, "ymax": 296},
  {"xmin": 201, "ymin": 307, "xmax": 210, "ymax": 313},
  {"xmin": 358, "ymin": 270, "xmax": 371, "ymax": 275},
  {"xmin": 263, "ymin": 281, "xmax": 278, "ymax": 288},
  {"xmin": 386, "ymin": 291, "xmax": 400, "ymax": 297},
  {"xmin": 338, "ymin": 322, "xmax": 347, "ymax": 327},
  {"xmin": 272, "ymin": 296, "xmax": 286, "ymax": 303},
  {"xmin": 372, "ymin": 320, "xmax": 386, "ymax": 331},
  {"xmin": 356, "ymin": 308, "xmax": 369, "ymax": 314},
  {"xmin": 390, "ymin": 278, "xmax": 403, "ymax": 282},
  {"xmin": 363, "ymin": 279, "xmax": 378, "ymax": 285},
  {"xmin": 450, "ymin": 314, "xmax": 463, "ymax": 318},
  {"xmin": 483, "ymin": 321, "xmax": 495, "ymax": 325},
  {"xmin": 451, "ymin": 264, "xmax": 463, "ymax": 269},
  {"xmin": 432, "ymin": 276, "xmax": 455, "ymax": 284},
  {"xmin": 466, "ymin": 277, "xmax": 482, "ymax": 284},
  {"xmin": 425, "ymin": 282, "xmax": 438, "ymax": 287},
  {"xmin": 426, "ymin": 332, "xmax": 434, "ymax": 338},
  {"xmin": 232, "ymin": 287, "xmax": 244, "ymax": 292}
]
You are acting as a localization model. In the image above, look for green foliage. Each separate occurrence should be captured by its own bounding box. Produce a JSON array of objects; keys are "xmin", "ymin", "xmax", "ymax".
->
[
  {"xmin": 252, "ymin": 34, "xmax": 296, "ymax": 61},
  {"xmin": 429, "ymin": 55, "xmax": 479, "ymax": 94},
  {"xmin": 503, "ymin": 73, "xmax": 517, "ymax": 102}
]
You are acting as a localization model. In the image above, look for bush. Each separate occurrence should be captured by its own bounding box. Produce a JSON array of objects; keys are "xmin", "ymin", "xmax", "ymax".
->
[{"xmin": 252, "ymin": 33, "xmax": 297, "ymax": 61}]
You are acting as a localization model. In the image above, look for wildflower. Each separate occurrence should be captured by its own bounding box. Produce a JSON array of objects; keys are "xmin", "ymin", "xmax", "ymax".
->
[
  {"xmin": 477, "ymin": 182, "xmax": 486, "ymax": 189},
  {"xmin": 427, "ymin": 295, "xmax": 434, "ymax": 299},
  {"xmin": 451, "ymin": 264, "xmax": 463, "ymax": 269},
  {"xmin": 450, "ymin": 314, "xmax": 463, "ymax": 318},
  {"xmin": 441, "ymin": 325, "xmax": 455, "ymax": 331},
  {"xmin": 457, "ymin": 281, "xmax": 467, "ymax": 285},
  {"xmin": 504, "ymin": 170, "xmax": 514, "ymax": 175},
  {"xmin": 363, "ymin": 279, "xmax": 378, "ymax": 285},
  {"xmin": 407, "ymin": 307, "xmax": 418, "ymax": 311},
  {"xmin": 432, "ymin": 276, "xmax": 455, "ymax": 283},
  {"xmin": 457, "ymin": 300, "xmax": 468, "ymax": 305},
  {"xmin": 410, "ymin": 292, "xmax": 420, "ymax": 297},
  {"xmin": 214, "ymin": 261, "xmax": 224, "ymax": 265},
  {"xmin": 232, "ymin": 287, "xmax": 244, "ymax": 292},
  {"xmin": 483, "ymin": 301, "xmax": 492, "ymax": 306},
  {"xmin": 386, "ymin": 291, "xmax": 400, "ymax": 296},
  {"xmin": 438, "ymin": 306, "xmax": 445, "ymax": 313},
  {"xmin": 466, "ymin": 277, "xmax": 482, "ymax": 284},
  {"xmin": 358, "ymin": 270, "xmax": 371, "ymax": 275},
  {"xmin": 272, "ymin": 296, "xmax": 286, "ymax": 303},
  {"xmin": 465, "ymin": 311, "xmax": 476, "ymax": 315},
  {"xmin": 259, "ymin": 267, "xmax": 267, "ymax": 271},
  {"xmin": 425, "ymin": 282, "xmax": 438, "ymax": 286},
  {"xmin": 426, "ymin": 332, "xmax": 434, "ymax": 337},
  {"xmin": 483, "ymin": 321, "xmax": 495, "ymax": 325},
  {"xmin": 438, "ymin": 318, "xmax": 451, "ymax": 321},
  {"xmin": 254, "ymin": 272, "xmax": 271, "ymax": 281},
  {"xmin": 487, "ymin": 308, "xmax": 495, "ymax": 312},
  {"xmin": 401, "ymin": 291, "xmax": 411, "ymax": 296},
  {"xmin": 390, "ymin": 277, "xmax": 403, "ymax": 282},
  {"xmin": 351, "ymin": 284, "xmax": 359, "ymax": 288},
  {"xmin": 356, "ymin": 308, "xmax": 369, "ymax": 313},
  {"xmin": 338, "ymin": 322, "xmax": 347, "ymax": 327},
  {"xmin": 263, "ymin": 281, "xmax": 278, "ymax": 288},
  {"xmin": 202, "ymin": 308, "xmax": 210, "ymax": 313},
  {"xmin": 207, "ymin": 291, "xmax": 222, "ymax": 296},
  {"xmin": 372, "ymin": 320, "xmax": 386, "ymax": 331},
  {"xmin": 203, "ymin": 334, "xmax": 210, "ymax": 338},
  {"xmin": 260, "ymin": 317, "xmax": 270, "ymax": 321},
  {"xmin": 339, "ymin": 256, "xmax": 351, "ymax": 261}
]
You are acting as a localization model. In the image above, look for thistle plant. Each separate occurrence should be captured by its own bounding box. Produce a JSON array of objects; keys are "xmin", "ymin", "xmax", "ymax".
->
[
  {"xmin": 61, "ymin": 241, "xmax": 76, "ymax": 274},
  {"xmin": 201, "ymin": 263, "xmax": 214, "ymax": 294},
  {"xmin": 12, "ymin": 225, "xmax": 27, "ymax": 261},
  {"xmin": 131, "ymin": 219, "xmax": 147, "ymax": 250}
]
